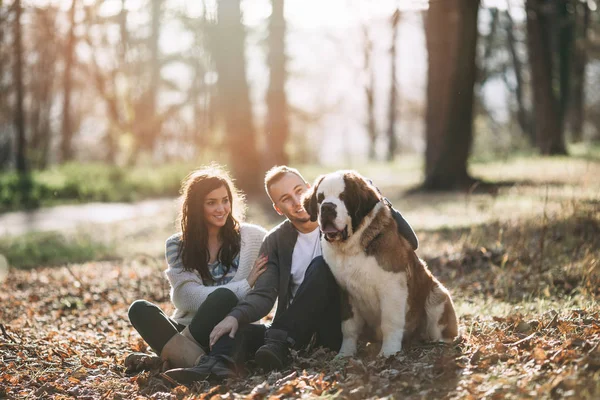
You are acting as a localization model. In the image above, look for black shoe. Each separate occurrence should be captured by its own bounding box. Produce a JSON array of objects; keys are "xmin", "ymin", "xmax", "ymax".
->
[
  {"xmin": 165, "ymin": 354, "xmax": 236, "ymax": 383},
  {"xmin": 255, "ymin": 328, "xmax": 295, "ymax": 371}
]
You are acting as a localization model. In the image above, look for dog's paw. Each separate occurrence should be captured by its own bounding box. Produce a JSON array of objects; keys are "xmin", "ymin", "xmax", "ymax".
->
[
  {"xmin": 378, "ymin": 346, "xmax": 401, "ymax": 358},
  {"xmin": 379, "ymin": 338, "xmax": 403, "ymax": 358},
  {"xmin": 338, "ymin": 339, "xmax": 358, "ymax": 358}
]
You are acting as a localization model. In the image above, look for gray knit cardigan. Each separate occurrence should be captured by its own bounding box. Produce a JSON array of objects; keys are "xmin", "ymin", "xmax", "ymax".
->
[{"xmin": 164, "ymin": 223, "xmax": 267, "ymax": 325}]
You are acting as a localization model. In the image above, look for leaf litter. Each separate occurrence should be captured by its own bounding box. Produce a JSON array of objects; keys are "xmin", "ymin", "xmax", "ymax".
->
[{"xmin": 1, "ymin": 205, "xmax": 599, "ymax": 399}]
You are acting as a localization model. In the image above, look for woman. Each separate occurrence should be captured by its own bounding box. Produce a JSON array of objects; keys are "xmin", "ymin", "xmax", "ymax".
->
[{"xmin": 127, "ymin": 165, "xmax": 267, "ymax": 371}]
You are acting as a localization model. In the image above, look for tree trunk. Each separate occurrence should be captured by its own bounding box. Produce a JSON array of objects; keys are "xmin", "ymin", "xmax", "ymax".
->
[
  {"xmin": 504, "ymin": 7, "xmax": 534, "ymax": 143},
  {"xmin": 362, "ymin": 25, "xmax": 377, "ymax": 161},
  {"xmin": 386, "ymin": 9, "xmax": 400, "ymax": 162},
  {"xmin": 526, "ymin": 0, "xmax": 567, "ymax": 155},
  {"xmin": 61, "ymin": 0, "xmax": 77, "ymax": 163},
  {"xmin": 557, "ymin": 0, "xmax": 574, "ymax": 128},
  {"xmin": 28, "ymin": 7, "xmax": 58, "ymax": 169},
  {"xmin": 14, "ymin": 0, "xmax": 27, "ymax": 174},
  {"xmin": 133, "ymin": 0, "xmax": 162, "ymax": 160},
  {"xmin": 103, "ymin": 0, "xmax": 128, "ymax": 163},
  {"xmin": 266, "ymin": 0, "xmax": 289, "ymax": 166},
  {"xmin": 148, "ymin": 0, "xmax": 161, "ymax": 149},
  {"xmin": 479, "ymin": 8, "xmax": 499, "ymax": 85},
  {"xmin": 423, "ymin": 0, "xmax": 479, "ymax": 191},
  {"xmin": 213, "ymin": 0, "xmax": 261, "ymax": 194},
  {"xmin": 569, "ymin": 2, "xmax": 589, "ymax": 142}
]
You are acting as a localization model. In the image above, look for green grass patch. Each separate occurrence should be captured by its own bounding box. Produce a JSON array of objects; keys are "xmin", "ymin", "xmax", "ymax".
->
[
  {"xmin": 0, "ymin": 231, "xmax": 117, "ymax": 269},
  {"xmin": 0, "ymin": 162, "xmax": 195, "ymax": 212},
  {"xmin": 1, "ymin": 148, "xmax": 599, "ymax": 213}
]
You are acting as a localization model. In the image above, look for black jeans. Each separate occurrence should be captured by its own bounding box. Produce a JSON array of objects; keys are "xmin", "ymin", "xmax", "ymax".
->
[
  {"xmin": 271, "ymin": 255, "xmax": 342, "ymax": 350},
  {"xmin": 128, "ymin": 288, "xmax": 239, "ymax": 354},
  {"xmin": 212, "ymin": 256, "xmax": 342, "ymax": 363}
]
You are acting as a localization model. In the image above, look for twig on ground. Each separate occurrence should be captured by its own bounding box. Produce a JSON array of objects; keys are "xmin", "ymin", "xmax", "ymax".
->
[
  {"xmin": 0, "ymin": 323, "xmax": 16, "ymax": 343},
  {"xmin": 544, "ymin": 312, "xmax": 559, "ymax": 330},
  {"xmin": 508, "ymin": 332, "xmax": 537, "ymax": 347},
  {"xmin": 586, "ymin": 342, "xmax": 599, "ymax": 356}
]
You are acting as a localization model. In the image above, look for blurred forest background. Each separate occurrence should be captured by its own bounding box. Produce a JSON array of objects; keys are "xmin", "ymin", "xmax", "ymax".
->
[{"xmin": 1, "ymin": 0, "xmax": 599, "ymax": 208}]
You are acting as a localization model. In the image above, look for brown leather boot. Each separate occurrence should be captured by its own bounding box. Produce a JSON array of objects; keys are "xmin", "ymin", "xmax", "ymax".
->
[{"xmin": 160, "ymin": 329, "xmax": 205, "ymax": 368}]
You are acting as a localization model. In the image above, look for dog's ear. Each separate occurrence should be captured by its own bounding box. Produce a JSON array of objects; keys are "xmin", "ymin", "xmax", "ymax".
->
[
  {"xmin": 303, "ymin": 175, "xmax": 324, "ymax": 222},
  {"xmin": 343, "ymin": 172, "xmax": 381, "ymax": 232}
]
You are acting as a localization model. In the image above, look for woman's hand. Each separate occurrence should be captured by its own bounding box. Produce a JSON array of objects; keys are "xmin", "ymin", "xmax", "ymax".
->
[{"xmin": 247, "ymin": 254, "xmax": 268, "ymax": 287}]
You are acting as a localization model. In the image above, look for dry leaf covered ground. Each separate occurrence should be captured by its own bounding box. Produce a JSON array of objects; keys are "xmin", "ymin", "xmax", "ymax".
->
[{"xmin": 1, "ymin": 156, "xmax": 599, "ymax": 399}]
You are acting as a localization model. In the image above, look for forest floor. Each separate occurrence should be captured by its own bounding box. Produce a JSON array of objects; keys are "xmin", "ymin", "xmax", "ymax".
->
[{"xmin": 1, "ymin": 155, "xmax": 599, "ymax": 399}]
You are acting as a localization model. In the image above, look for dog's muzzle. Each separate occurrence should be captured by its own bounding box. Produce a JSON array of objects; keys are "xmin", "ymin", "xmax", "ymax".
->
[{"xmin": 320, "ymin": 202, "xmax": 348, "ymax": 242}]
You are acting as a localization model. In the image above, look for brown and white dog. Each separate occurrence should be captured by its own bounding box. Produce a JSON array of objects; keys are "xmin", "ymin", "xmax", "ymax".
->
[{"xmin": 303, "ymin": 170, "xmax": 458, "ymax": 357}]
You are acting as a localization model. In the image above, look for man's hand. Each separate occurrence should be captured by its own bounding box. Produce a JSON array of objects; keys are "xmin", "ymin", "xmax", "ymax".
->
[{"xmin": 209, "ymin": 316, "xmax": 239, "ymax": 349}]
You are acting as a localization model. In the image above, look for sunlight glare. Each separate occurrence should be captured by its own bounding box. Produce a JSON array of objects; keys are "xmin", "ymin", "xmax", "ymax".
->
[{"xmin": 284, "ymin": 0, "xmax": 429, "ymax": 30}]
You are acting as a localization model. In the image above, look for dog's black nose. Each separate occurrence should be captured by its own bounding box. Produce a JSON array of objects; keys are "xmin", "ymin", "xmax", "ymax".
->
[{"xmin": 321, "ymin": 202, "xmax": 337, "ymax": 216}]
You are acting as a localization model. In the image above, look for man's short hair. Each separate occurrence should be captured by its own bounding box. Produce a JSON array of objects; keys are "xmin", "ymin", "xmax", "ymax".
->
[{"xmin": 264, "ymin": 166, "xmax": 307, "ymax": 202}]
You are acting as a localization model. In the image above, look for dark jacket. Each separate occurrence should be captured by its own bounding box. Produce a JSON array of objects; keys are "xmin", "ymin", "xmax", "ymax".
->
[{"xmin": 228, "ymin": 220, "xmax": 299, "ymax": 325}]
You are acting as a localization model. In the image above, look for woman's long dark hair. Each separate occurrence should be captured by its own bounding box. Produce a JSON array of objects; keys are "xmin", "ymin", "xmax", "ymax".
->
[{"xmin": 177, "ymin": 165, "xmax": 246, "ymax": 284}]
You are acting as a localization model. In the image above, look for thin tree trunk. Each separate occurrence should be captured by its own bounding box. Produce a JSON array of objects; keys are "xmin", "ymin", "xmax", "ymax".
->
[
  {"xmin": 61, "ymin": 0, "xmax": 77, "ymax": 162},
  {"xmin": 213, "ymin": 0, "xmax": 261, "ymax": 194},
  {"xmin": 504, "ymin": 6, "xmax": 533, "ymax": 143},
  {"xmin": 103, "ymin": 0, "xmax": 128, "ymax": 163},
  {"xmin": 387, "ymin": 9, "xmax": 400, "ymax": 162},
  {"xmin": 479, "ymin": 8, "xmax": 499, "ymax": 85},
  {"xmin": 569, "ymin": 2, "xmax": 589, "ymax": 142},
  {"xmin": 29, "ymin": 13, "xmax": 55, "ymax": 170},
  {"xmin": 362, "ymin": 25, "xmax": 377, "ymax": 161},
  {"xmin": 423, "ymin": 0, "xmax": 480, "ymax": 191},
  {"xmin": 558, "ymin": 0, "xmax": 574, "ymax": 127},
  {"xmin": 266, "ymin": 0, "xmax": 289, "ymax": 166},
  {"xmin": 526, "ymin": 0, "xmax": 567, "ymax": 155},
  {"xmin": 148, "ymin": 0, "xmax": 160, "ymax": 149},
  {"xmin": 132, "ymin": 0, "xmax": 161, "ymax": 161},
  {"xmin": 14, "ymin": 0, "xmax": 27, "ymax": 174}
]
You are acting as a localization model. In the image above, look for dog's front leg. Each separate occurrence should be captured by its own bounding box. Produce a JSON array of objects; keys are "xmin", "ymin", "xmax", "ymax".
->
[
  {"xmin": 379, "ymin": 278, "xmax": 408, "ymax": 357},
  {"xmin": 337, "ymin": 296, "xmax": 364, "ymax": 358}
]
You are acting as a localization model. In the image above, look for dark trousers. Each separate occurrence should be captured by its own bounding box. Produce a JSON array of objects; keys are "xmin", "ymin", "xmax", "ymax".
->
[
  {"xmin": 271, "ymin": 255, "xmax": 342, "ymax": 350},
  {"xmin": 128, "ymin": 288, "xmax": 239, "ymax": 354},
  {"xmin": 212, "ymin": 256, "xmax": 342, "ymax": 363}
]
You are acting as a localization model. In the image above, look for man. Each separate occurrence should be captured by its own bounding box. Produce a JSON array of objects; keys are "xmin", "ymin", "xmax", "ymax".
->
[{"xmin": 165, "ymin": 166, "xmax": 418, "ymax": 382}]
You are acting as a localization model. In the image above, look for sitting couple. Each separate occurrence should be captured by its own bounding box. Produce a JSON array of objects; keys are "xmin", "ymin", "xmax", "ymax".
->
[{"xmin": 127, "ymin": 164, "xmax": 418, "ymax": 382}]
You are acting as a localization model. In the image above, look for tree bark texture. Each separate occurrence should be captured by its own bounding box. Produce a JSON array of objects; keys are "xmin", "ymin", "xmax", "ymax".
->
[
  {"xmin": 14, "ymin": 0, "xmax": 27, "ymax": 173},
  {"xmin": 526, "ymin": 0, "xmax": 567, "ymax": 155},
  {"xmin": 424, "ymin": 0, "xmax": 480, "ymax": 190},
  {"xmin": 213, "ymin": 0, "xmax": 261, "ymax": 194},
  {"xmin": 266, "ymin": 0, "xmax": 289, "ymax": 166},
  {"xmin": 132, "ymin": 0, "xmax": 162, "ymax": 159},
  {"xmin": 569, "ymin": 2, "xmax": 589, "ymax": 142},
  {"xmin": 61, "ymin": 0, "xmax": 77, "ymax": 162},
  {"xmin": 387, "ymin": 9, "xmax": 400, "ymax": 162},
  {"xmin": 504, "ymin": 8, "xmax": 534, "ymax": 143},
  {"xmin": 362, "ymin": 25, "xmax": 377, "ymax": 161}
]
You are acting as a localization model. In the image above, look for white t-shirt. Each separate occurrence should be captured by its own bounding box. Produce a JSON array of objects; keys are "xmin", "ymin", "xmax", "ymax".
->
[{"xmin": 289, "ymin": 227, "xmax": 322, "ymax": 299}]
